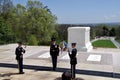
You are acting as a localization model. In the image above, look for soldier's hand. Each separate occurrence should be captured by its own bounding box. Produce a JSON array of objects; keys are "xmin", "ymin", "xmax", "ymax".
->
[{"xmin": 20, "ymin": 55, "xmax": 23, "ymax": 58}]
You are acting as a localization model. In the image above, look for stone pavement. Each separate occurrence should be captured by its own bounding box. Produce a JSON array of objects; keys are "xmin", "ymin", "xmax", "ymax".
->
[{"xmin": 0, "ymin": 44, "xmax": 120, "ymax": 80}]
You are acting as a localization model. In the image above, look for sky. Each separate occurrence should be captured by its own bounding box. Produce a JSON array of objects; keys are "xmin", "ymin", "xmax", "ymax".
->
[{"xmin": 12, "ymin": 0, "xmax": 120, "ymax": 24}]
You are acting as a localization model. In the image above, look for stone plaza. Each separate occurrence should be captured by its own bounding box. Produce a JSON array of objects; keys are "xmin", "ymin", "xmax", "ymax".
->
[{"xmin": 0, "ymin": 43, "xmax": 120, "ymax": 80}]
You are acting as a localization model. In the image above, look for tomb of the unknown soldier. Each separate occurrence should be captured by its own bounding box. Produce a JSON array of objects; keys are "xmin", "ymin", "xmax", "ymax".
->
[{"xmin": 68, "ymin": 27, "xmax": 93, "ymax": 52}]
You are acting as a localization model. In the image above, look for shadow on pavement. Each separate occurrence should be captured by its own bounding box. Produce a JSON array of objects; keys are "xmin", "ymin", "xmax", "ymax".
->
[
  {"xmin": 54, "ymin": 77, "xmax": 61, "ymax": 80},
  {"xmin": 0, "ymin": 63, "xmax": 70, "ymax": 72},
  {"xmin": 0, "ymin": 72, "xmax": 19, "ymax": 80},
  {"xmin": 0, "ymin": 72, "xmax": 19, "ymax": 77},
  {"xmin": 54, "ymin": 77, "xmax": 84, "ymax": 80},
  {"xmin": 0, "ymin": 63, "xmax": 118, "ymax": 78}
]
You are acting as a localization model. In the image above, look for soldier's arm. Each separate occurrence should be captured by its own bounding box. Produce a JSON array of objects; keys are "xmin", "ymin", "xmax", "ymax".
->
[
  {"xmin": 75, "ymin": 49, "xmax": 77, "ymax": 56},
  {"xmin": 15, "ymin": 48, "xmax": 18, "ymax": 55},
  {"xmin": 57, "ymin": 45, "xmax": 60, "ymax": 52},
  {"xmin": 22, "ymin": 49, "xmax": 25, "ymax": 53},
  {"xmin": 21, "ymin": 47, "xmax": 25, "ymax": 53},
  {"xmin": 57, "ymin": 45, "xmax": 60, "ymax": 56}
]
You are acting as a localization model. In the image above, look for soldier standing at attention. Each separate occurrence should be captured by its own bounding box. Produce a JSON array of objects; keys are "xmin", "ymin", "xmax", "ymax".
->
[
  {"xmin": 15, "ymin": 41, "xmax": 25, "ymax": 74},
  {"xmin": 50, "ymin": 38, "xmax": 59, "ymax": 70},
  {"xmin": 68, "ymin": 43, "xmax": 77, "ymax": 79}
]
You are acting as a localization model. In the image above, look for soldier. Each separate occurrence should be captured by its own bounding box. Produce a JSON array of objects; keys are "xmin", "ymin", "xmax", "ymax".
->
[
  {"xmin": 50, "ymin": 38, "xmax": 59, "ymax": 70},
  {"xmin": 68, "ymin": 43, "xmax": 77, "ymax": 79},
  {"xmin": 15, "ymin": 41, "xmax": 25, "ymax": 74}
]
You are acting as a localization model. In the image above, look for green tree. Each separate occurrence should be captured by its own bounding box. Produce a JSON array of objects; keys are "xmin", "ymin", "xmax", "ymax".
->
[
  {"xmin": 94, "ymin": 25, "xmax": 110, "ymax": 37},
  {"xmin": 109, "ymin": 27, "xmax": 116, "ymax": 36},
  {"xmin": 0, "ymin": 0, "xmax": 15, "ymax": 44},
  {"xmin": 90, "ymin": 27, "xmax": 96, "ymax": 39},
  {"xmin": 56, "ymin": 24, "xmax": 69, "ymax": 41},
  {"xmin": 28, "ymin": 35, "xmax": 38, "ymax": 45},
  {"xmin": 94, "ymin": 26, "xmax": 103, "ymax": 37},
  {"xmin": 0, "ymin": 0, "xmax": 13, "ymax": 19},
  {"xmin": 102, "ymin": 26, "xmax": 109, "ymax": 36},
  {"xmin": 116, "ymin": 26, "xmax": 120, "ymax": 38},
  {"xmin": 0, "ymin": 17, "xmax": 15, "ymax": 44},
  {"xmin": 25, "ymin": 0, "xmax": 57, "ymax": 44},
  {"xmin": 0, "ymin": 0, "xmax": 57, "ymax": 45}
]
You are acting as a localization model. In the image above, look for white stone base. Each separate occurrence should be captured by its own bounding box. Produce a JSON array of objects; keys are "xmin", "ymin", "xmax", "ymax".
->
[
  {"xmin": 80, "ymin": 42, "xmax": 93, "ymax": 52},
  {"xmin": 87, "ymin": 54, "xmax": 101, "ymax": 62},
  {"xmin": 68, "ymin": 27, "xmax": 93, "ymax": 52}
]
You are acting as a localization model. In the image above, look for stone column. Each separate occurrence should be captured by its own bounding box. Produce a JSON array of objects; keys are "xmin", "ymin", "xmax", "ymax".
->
[{"xmin": 68, "ymin": 27, "xmax": 93, "ymax": 52}]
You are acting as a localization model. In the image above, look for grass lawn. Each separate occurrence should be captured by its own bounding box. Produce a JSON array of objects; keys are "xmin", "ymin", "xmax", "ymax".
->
[
  {"xmin": 116, "ymin": 39, "xmax": 120, "ymax": 44},
  {"xmin": 92, "ymin": 40, "xmax": 116, "ymax": 48}
]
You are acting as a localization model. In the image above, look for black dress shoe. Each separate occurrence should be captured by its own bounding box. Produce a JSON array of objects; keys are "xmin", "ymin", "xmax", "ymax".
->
[
  {"xmin": 19, "ymin": 72, "xmax": 25, "ymax": 74},
  {"xmin": 53, "ymin": 68, "xmax": 56, "ymax": 71}
]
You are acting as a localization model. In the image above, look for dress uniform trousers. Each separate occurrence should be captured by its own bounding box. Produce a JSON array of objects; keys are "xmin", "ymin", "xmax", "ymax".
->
[
  {"xmin": 51, "ymin": 55, "xmax": 57, "ymax": 70},
  {"xmin": 17, "ymin": 58, "xmax": 23, "ymax": 73}
]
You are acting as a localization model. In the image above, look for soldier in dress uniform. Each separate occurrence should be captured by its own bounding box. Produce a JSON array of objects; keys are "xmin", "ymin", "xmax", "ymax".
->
[
  {"xmin": 50, "ymin": 38, "xmax": 59, "ymax": 70},
  {"xmin": 15, "ymin": 41, "xmax": 25, "ymax": 74},
  {"xmin": 68, "ymin": 43, "xmax": 77, "ymax": 79}
]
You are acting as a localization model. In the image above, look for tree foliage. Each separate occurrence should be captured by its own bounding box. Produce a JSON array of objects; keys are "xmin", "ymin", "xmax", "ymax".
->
[
  {"xmin": 116, "ymin": 26, "xmax": 120, "ymax": 39},
  {"xmin": 91, "ymin": 25, "xmax": 116, "ymax": 39},
  {"xmin": 0, "ymin": 0, "xmax": 57, "ymax": 45},
  {"xmin": 28, "ymin": 35, "xmax": 38, "ymax": 45},
  {"xmin": 109, "ymin": 28, "xmax": 116, "ymax": 36}
]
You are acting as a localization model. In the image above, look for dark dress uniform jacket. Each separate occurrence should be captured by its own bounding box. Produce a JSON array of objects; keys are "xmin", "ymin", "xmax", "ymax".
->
[
  {"xmin": 69, "ymin": 48, "xmax": 77, "ymax": 65},
  {"xmin": 50, "ymin": 44, "xmax": 59, "ymax": 56},
  {"xmin": 15, "ymin": 46, "xmax": 25, "ymax": 60}
]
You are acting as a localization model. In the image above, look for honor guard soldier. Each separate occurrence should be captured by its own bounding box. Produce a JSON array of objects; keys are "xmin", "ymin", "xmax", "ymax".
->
[
  {"xmin": 68, "ymin": 43, "xmax": 77, "ymax": 80},
  {"xmin": 15, "ymin": 41, "xmax": 25, "ymax": 74},
  {"xmin": 50, "ymin": 38, "xmax": 59, "ymax": 70}
]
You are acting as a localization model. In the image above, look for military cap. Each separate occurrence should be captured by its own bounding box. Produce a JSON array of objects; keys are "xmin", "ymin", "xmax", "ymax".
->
[
  {"xmin": 17, "ymin": 41, "xmax": 22, "ymax": 44},
  {"xmin": 51, "ymin": 37, "xmax": 56, "ymax": 41},
  {"xmin": 71, "ymin": 43, "xmax": 76, "ymax": 46}
]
